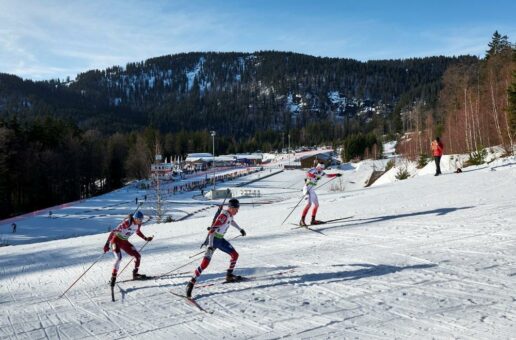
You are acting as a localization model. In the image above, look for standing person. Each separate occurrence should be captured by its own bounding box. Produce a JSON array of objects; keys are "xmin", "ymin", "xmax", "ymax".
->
[
  {"xmin": 103, "ymin": 211, "xmax": 153, "ymax": 287},
  {"xmin": 300, "ymin": 162, "xmax": 342, "ymax": 226},
  {"xmin": 186, "ymin": 198, "xmax": 246, "ymax": 298},
  {"xmin": 11, "ymin": 222, "xmax": 16, "ymax": 233},
  {"xmin": 431, "ymin": 137, "xmax": 444, "ymax": 176}
]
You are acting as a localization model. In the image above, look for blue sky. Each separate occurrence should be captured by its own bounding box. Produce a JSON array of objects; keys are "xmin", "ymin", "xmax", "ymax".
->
[{"xmin": 1, "ymin": 0, "xmax": 515, "ymax": 81}]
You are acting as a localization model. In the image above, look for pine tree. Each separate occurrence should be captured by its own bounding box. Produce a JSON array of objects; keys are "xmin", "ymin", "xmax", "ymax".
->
[{"xmin": 486, "ymin": 31, "xmax": 511, "ymax": 59}]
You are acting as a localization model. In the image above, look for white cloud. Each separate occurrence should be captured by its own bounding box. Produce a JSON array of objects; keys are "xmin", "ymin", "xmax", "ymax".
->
[
  {"xmin": 0, "ymin": 0, "xmax": 515, "ymax": 80},
  {"xmin": 0, "ymin": 0, "xmax": 233, "ymax": 79}
]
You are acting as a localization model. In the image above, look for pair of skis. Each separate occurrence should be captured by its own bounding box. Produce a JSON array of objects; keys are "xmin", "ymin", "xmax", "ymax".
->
[
  {"xmin": 290, "ymin": 215, "xmax": 353, "ymax": 232},
  {"xmin": 171, "ymin": 268, "xmax": 295, "ymax": 313}
]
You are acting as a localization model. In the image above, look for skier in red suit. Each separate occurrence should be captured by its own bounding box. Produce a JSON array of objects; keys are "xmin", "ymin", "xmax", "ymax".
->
[{"xmin": 103, "ymin": 211, "xmax": 153, "ymax": 287}]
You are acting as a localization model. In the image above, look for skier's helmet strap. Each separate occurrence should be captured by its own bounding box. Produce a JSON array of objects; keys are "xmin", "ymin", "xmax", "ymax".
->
[{"xmin": 228, "ymin": 198, "xmax": 240, "ymax": 209}]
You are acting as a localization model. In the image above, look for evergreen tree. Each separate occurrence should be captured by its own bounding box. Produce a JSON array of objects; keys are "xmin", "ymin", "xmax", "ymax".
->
[
  {"xmin": 486, "ymin": 31, "xmax": 511, "ymax": 59},
  {"xmin": 104, "ymin": 133, "xmax": 128, "ymax": 190},
  {"xmin": 0, "ymin": 125, "xmax": 14, "ymax": 217}
]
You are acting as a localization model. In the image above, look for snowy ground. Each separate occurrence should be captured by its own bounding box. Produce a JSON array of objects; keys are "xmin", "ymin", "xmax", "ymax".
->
[{"xmin": 1, "ymin": 154, "xmax": 516, "ymax": 339}]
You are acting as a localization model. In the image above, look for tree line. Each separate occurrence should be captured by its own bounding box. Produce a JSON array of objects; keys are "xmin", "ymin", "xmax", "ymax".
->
[{"xmin": 396, "ymin": 31, "xmax": 516, "ymax": 161}]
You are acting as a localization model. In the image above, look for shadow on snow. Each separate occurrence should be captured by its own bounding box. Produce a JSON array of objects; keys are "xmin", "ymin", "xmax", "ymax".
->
[{"xmin": 194, "ymin": 263, "xmax": 437, "ymax": 300}]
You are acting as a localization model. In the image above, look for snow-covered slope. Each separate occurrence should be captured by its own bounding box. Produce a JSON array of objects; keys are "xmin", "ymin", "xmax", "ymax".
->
[{"xmin": 1, "ymin": 158, "xmax": 516, "ymax": 339}]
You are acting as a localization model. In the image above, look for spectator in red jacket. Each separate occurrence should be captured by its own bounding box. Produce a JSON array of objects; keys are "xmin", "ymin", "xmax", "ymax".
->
[{"xmin": 431, "ymin": 137, "xmax": 444, "ymax": 176}]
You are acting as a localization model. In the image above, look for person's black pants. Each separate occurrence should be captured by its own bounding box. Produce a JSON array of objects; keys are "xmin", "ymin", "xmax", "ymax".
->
[{"xmin": 434, "ymin": 156, "xmax": 442, "ymax": 175}]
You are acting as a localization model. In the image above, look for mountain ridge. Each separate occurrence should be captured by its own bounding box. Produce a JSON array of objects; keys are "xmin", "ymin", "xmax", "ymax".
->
[{"xmin": 0, "ymin": 51, "xmax": 478, "ymax": 135}]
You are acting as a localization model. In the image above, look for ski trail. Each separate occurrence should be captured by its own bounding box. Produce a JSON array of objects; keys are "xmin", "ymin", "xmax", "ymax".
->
[
  {"xmin": 6, "ymin": 277, "xmax": 18, "ymax": 303},
  {"xmin": 81, "ymin": 289, "xmax": 134, "ymax": 339},
  {"xmin": 35, "ymin": 309, "xmax": 52, "ymax": 340},
  {"xmin": 6, "ymin": 310, "xmax": 20, "ymax": 340},
  {"xmin": 62, "ymin": 295, "xmax": 107, "ymax": 340},
  {"xmin": 46, "ymin": 300, "xmax": 67, "ymax": 340},
  {"xmin": 210, "ymin": 293, "xmax": 275, "ymax": 334}
]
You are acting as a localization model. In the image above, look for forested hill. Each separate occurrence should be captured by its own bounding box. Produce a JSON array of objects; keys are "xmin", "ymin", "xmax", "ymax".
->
[{"xmin": 0, "ymin": 52, "xmax": 477, "ymax": 136}]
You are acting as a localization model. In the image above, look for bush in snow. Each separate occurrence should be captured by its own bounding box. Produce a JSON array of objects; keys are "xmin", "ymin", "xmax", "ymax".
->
[
  {"xmin": 385, "ymin": 159, "xmax": 395, "ymax": 171},
  {"xmin": 395, "ymin": 167, "xmax": 411, "ymax": 180},
  {"xmin": 465, "ymin": 148, "xmax": 487, "ymax": 166},
  {"xmin": 417, "ymin": 153, "xmax": 430, "ymax": 169},
  {"xmin": 395, "ymin": 158, "xmax": 411, "ymax": 180}
]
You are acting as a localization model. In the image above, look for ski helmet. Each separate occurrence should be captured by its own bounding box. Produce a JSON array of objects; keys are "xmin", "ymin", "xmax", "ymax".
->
[
  {"xmin": 134, "ymin": 211, "xmax": 144, "ymax": 220},
  {"xmin": 316, "ymin": 163, "xmax": 325, "ymax": 170},
  {"xmin": 228, "ymin": 198, "xmax": 240, "ymax": 209}
]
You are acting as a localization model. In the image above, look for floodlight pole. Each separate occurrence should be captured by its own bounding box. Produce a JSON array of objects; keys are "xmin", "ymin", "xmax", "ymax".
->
[
  {"xmin": 288, "ymin": 133, "xmax": 291, "ymax": 166},
  {"xmin": 211, "ymin": 131, "xmax": 216, "ymax": 191}
]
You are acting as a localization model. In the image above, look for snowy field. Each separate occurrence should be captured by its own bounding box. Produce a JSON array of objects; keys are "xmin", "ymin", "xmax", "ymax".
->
[
  {"xmin": 1, "ymin": 153, "xmax": 516, "ymax": 339},
  {"xmin": 0, "ymin": 167, "xmax": 269, "ymax": 246}
]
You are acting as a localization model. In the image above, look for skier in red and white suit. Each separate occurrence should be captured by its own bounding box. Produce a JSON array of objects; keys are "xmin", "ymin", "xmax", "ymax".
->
[
  {"xmin": 300, "ymin": 162, "xmax": 341, "ymax": 226},
  {"xmin": 103, "ymin": 211, "xmax": 153, "ymax": 287},
  {"xmin": 186, "ymin": 198, "xmax": 246, "ymax": 298}
]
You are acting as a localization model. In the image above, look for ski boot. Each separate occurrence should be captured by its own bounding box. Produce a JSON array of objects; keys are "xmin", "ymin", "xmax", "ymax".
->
[
  {"xmin": 299, "ymin": 218, "xmax": 308, "ymax": 227},
  {"xmin": 310, "ymin": 217, "xmax": 324, "ymax": 225},
  {"xmin": 110, "ymin": 275, "xmax": 117, "ymax": 287},
  {"xmin": 226, "ymin": 272, "xmax": 242, "ymax": 283},
  {"xmin": 186, "ymin": 280, "xmax": 195, "ymax": 299},
  {"xmin": 133, "ymin": 269, "xmax": 148, "ymax": 280}
]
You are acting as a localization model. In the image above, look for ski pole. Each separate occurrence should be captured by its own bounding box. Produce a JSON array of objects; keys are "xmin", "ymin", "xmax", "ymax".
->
[
  {"xmin": 161, "ymin": 235, "xmax": 243, "ymax": 278},
  {"xmin": 156, "ymin": 256, "xmax": 202, "ymax": 279},
  {"xmin": 314, "ymin": 175, "xmax": 339, "ymax": 191},
  {"xmin": 116, "ymin": 235, "xmax": 154, "ymax": 277},
  {"xmin": 281, "ymin": 194, "xmax": 306, "ymax": 225},
  {"xmin": 59, "ymin": 252, "xmax": 106, "ymax": 298}
]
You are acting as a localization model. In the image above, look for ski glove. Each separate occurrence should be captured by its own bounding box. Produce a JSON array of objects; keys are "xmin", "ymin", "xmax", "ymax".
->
[
  {"xmin": 336, "ymin": 173, "xmax": 342, "ymax": 177},
  {"xmin": 240, "ymin": 229, "xmax": 246, "ymax": 236},
  {"xmin": 103, "ymin": 242, "xmax": 110, "ymax": 253},
  {"xmin": 145, "ymin": 236, "xmax": 153, "ymax": 242}
]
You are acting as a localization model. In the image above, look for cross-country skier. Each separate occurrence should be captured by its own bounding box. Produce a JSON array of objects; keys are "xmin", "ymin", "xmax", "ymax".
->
[
  {"xmin": 186, "ymin": 198, "xmax": 246, "ymax": 298},
  {"xmin": 300, "ymin": 162, "xmax": 342, "ymax": 226},
  {"xmin": 103, "ymin": 211, "xmax": 153, "ymax": 287}
]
